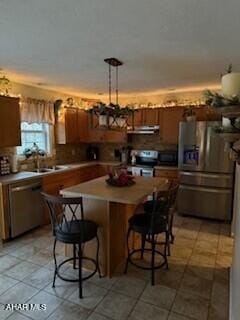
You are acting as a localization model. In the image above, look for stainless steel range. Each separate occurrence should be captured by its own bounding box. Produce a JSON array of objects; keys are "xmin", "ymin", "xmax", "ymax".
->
[{"xmin": 127, "ymin": 150, "xmax": 158, "ymax": 177}]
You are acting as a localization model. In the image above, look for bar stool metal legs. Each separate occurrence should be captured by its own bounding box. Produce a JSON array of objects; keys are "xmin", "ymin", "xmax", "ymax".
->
[
  {"xmin": 78, "ymin": 244, "xmax": 83, "ymax": 299},
  {"xmin": 96, "ymin": 234, "xmax": 102, "ymax": 278},
  {"xmin": 51, "ymin": 237, "xmax": 101, "ymax": 298},
  {"xmin": 124, "ymin": 228, "xmax": 169, "ymax": 285},
  {"xmin": 124, "ymin": 227, "xmax": 131, "ymax": 275},
  {"xmin": 151, "ymin": 234, "xmax": 155, "ymax": 285},
  {"xmin": 52, "ymin": 238, "xmax": 57, "ymax": 288}
]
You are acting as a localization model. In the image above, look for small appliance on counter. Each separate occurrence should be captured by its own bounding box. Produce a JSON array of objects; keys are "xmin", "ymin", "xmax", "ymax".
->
[
  {"xmin": 0, "ymin": 156, "xmax": 10, "ymax": 175},
  {"xmin": 87, "ymin": 146, "xmax": 99, "ymax": 161},
  {"xmin": 10, "ymin": 154, "xmax": 18, "ymax": 173},
  {"xmin": 114, "ymin": 146, "xmax": 132, "ymax": 164},
  {"xmin": 158, "ymin": 150, "xmax": 178, "ymax": 166},
  {"xmin": 127, "ymin": 125, "xmax": 160, "ymax": 134}
]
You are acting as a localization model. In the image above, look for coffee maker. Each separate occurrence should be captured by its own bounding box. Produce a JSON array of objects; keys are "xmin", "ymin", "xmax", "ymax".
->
[{"xmin": 87, "ymin": 146, "xmax": 99, "ymax": 161}]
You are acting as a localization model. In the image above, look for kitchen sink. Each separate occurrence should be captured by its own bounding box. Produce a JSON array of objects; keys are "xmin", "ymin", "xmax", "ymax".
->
[
  {"xmin": 49, "ymin": 165, "xmax": 69, "ymax": 170},
  {"xmin": 28, "ymin": 165, "xmax": 69, "ymax": 173},
  {"xmin": 35, "ymin": 168, "xmax": 52, "ymax": 173}
]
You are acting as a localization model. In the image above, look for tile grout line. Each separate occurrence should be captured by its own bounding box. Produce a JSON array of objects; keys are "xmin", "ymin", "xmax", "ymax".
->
[
  {"xmin": 206, "ymin": 225, "xmax": 221, "ymax": 320},
  {"xmin": 167, "ymin": 219, "xmax": 202, "ymax": 319}
]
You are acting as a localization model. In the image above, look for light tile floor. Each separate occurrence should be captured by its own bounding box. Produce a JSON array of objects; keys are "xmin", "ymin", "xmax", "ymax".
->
[{"xmin": 0, "ymin": 215, "xmax": 232, "ymax": 320}]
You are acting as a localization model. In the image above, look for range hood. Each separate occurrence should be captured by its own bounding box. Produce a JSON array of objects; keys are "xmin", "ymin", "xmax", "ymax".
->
[{"xmin": 127, "ymin": 125, "xmax": 160, "ymax": 134}]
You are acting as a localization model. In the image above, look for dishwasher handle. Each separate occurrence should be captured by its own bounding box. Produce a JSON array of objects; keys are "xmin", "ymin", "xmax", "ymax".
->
[{"xmin": 10, "ymin": 183, "xmax": 42, "ymax": 193}]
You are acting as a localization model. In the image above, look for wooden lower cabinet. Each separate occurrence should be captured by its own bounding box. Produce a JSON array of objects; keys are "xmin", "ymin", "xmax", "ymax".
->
[
  {"xmin": 154, "ymin": 168, "xmax": 179, "ymax": 185},
  {"xmin": 0, "ymin": 185, "xmax": 10, "ymax": 240},
  {"xmin": 42, "ymin": 165, "xmax": 109, "ymax": 224}
]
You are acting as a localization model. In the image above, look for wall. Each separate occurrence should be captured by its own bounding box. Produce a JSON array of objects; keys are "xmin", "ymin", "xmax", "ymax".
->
[
  {"xmin": 230, "ymin": 163, "xmax": 240, "ymax": 320},
  {"xmin": 114, "ymin": 87, "xmax": 220, "ymax": 107},
  {"xmin": 10, "ymin": 81, "xmax": 83, "ymax": 102}
]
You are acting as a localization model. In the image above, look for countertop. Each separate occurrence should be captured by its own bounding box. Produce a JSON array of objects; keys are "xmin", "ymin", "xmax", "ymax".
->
[
  {"xmin": 0, "ymin": 161, "xmax": 178, "ymax": 186},
  {"xmin": 154, "ymin": 165, "xmax": 178, "ymax": 170},
  {"xmin": 0, "ymin": 161, "xmax": 121, "ymax": 185},
  {"xmin": 61, "ymin": 176, "xmax": 169, "ymax": 205}
]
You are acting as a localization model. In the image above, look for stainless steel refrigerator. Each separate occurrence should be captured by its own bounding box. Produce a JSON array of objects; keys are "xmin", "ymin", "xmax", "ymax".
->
[{"xmin": 178, "ymin": 121, "xmax": 234, "ymax": 221}]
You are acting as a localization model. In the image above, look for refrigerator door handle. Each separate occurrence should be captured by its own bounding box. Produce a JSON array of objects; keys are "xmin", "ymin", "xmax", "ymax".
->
[
  {"xmin": 180, "ymin": 171, "xmax": 231, "ymax": 179},
  {"xmin": 180, "ymin": 185, "xmax": 232, "ymax": 194}
]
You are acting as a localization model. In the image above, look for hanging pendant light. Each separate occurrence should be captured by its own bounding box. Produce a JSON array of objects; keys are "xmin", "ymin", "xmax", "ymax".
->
[
  {"xmin": 104, "ymin": 57, "xmax": 123, "ymax": 106},
  {"xmin": 87, "ymin": 58, "xmax": 135, "ymax": 130}
]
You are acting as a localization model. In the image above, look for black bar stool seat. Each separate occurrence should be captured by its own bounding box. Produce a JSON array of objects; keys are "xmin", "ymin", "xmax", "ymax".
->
[
  {"xmin": 143, "ymin": 198, "xmax": 167, "ymax": 215},
  {"xmin": 56, "ymin": 219, "xmax": 98, "ymax": 244},
  {"xmin": 128, "ymin": 213, "xmax": 167, "ymax": 235}
]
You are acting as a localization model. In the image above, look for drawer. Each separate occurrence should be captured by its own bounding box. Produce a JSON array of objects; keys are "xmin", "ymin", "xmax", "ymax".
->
[{"xmin": 178, "ymin": 184, "xmax": 232, "ymax": 220}]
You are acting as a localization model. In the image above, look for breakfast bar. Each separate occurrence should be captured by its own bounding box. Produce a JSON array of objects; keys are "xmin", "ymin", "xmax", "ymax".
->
[{"xmin": 61, "ymin": 175, "xmax": 169, "ymax": 277}]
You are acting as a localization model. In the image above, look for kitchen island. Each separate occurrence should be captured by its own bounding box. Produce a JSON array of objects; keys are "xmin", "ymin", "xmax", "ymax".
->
[{"xmin": 61, "ymin": 175, "xmax": 169, "ymax": 277}]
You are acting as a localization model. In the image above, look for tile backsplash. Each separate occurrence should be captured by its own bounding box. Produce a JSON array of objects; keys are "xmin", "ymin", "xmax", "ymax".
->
[
  {"xmin": 129, "ymin": 134, "xmax": 177, "ymax": 151},
  {"xmin": 0, "ymin": 135, "xmax": 177, "ymax": 171},
  {"xmin": 0, "ymin": 144, "xmax": 87, "ymax": 172},
  {"xmin": 98, "ymin": 134, "xmax": 177, "ymax": 161}
]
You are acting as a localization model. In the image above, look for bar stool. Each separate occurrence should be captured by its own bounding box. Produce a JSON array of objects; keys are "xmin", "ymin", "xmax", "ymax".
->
[
  {"xmin": 42, "ymin": 193, "xmax": 101, "ymax": 298},
  {"xmin": 124, "ymin": 184, "xmax": 178, "ymax": 285},
  {"xmin": 143, "ymin": 182, "xmax": 179, "ymax": 250}
]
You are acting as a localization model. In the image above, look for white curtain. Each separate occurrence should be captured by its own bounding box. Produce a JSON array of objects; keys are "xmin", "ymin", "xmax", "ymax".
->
[{"xmin": 20, "ymin": 97, "xmax": 55, "ymax": 125}]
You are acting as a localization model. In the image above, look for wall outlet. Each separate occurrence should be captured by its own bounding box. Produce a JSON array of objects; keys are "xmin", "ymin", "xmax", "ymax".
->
[{"xmin": 72, "ymin": 149, "xmax": 76, "ymax": 156}]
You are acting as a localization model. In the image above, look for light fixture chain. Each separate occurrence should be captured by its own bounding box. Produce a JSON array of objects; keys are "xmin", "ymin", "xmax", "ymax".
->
[
  {"xmin": 109, "ymin": 64, "xmax": 111, "ymax": 104},
  {"xmin": 116, "ymin": 65, "xmax": 119, "ymax": 105}
]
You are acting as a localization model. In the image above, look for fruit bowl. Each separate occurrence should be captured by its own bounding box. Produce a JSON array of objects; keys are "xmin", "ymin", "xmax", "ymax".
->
[{"xmin": 106, "ymin": 173, "xmax": 135, "ymax": 187}]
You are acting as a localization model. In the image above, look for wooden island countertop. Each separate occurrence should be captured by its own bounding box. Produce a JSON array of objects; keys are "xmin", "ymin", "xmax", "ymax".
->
[
  {"xmin": 61, "ymin": 176, "xmax": 169, "ymax": 277},
  {"xmin": 61, "ymin": 175, "xmax": 168, "ymax": 205}
]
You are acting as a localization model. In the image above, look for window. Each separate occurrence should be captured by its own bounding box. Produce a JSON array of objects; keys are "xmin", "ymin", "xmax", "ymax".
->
[{"xmin": 17, "ymin": 122, "xmax": 52, "ymax": 155}]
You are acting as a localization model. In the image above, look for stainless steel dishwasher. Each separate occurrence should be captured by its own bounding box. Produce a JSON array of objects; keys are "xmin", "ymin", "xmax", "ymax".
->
[{"xmin": 8, "ymin": 178, "xmax": 44, "ymax": 238}]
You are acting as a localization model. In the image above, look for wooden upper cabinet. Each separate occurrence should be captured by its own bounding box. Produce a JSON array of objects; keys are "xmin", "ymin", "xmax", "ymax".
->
[
  {"xmin": 0, "ymin": 96, "xmax": 21, "ymax": 147},
  {"xmin": 132, "ymin": 108, "xmax": 159, "ymax": 127},
  {"xmin": 142, "ymin": 108, "xmax": 159, "ymax": 125},
  {"xmin": 104, "ymin": 130, "xmax": 127, "ymax": 143},
  {"xmin": 195, "ymin": 106, "xmax": 221, "ymax": 121},
  {"xmin": 160, "ymin": 107, "xmax": 184, "ymax": 144},
  {"xmin": 56, "ymin": 107, "xmax": 77, "ymax": 144},
  {"xmin": 55, "ymin": 108, "xmax": 89, "ymax": 144},
  {"xmin": 65, "ymin": 108, "xmax": 78, "ymax": 143},
  {"xmin": 85, "ymin": 128, "xmax": 127, "ymax": 143},
  {"xmin": 77, "ymin": 109, "xmax": 89, "ymax": 142},
  {"xmin": 85, "ymin": 113, "xmax": 127, "ymax": 143},
  {"xmin": 133, "ymin": 109, "xmax": 143, "ymax": 127},
  {"xmin": 86, "ymin": 128, "xmax": 105, "ymax": 143}
]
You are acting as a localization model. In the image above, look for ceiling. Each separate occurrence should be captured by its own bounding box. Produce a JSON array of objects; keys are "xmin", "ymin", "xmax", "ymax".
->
[{"xmin": 0, "ymin": 0, "xmax": 240, "ymax": 98}]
